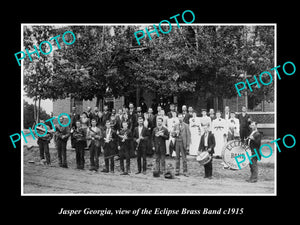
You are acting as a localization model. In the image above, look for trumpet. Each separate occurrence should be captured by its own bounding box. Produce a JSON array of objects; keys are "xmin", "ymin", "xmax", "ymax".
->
[{"xmin": 119, "ymin": 132, "xmax": 128, "ymax": 142}]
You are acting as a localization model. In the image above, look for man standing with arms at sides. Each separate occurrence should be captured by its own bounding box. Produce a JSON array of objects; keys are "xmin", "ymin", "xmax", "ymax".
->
[
  {"xmin": 173, "ymin": 113, "xmax": 191, "ymax": 176},
  {"xmin": 133, "ymin": 117, "xmax": 150, "ymax": 174},
  {"xmin": 198, "ymin": 124, "xmax": 215, "ymax": 179},
  {"xmin": 152, "ymin": 117, "xmax": 169, "ymax": 175},
  {"xmin": 246, "ymin": 121, "xmax": 261, "ymax": 183},
  {"xmin": 55, "ymin": 116, "xmax": 70, "ymax": 168},
  {"xmin": 238, "ymin": 106, "xmax": 251, "ymax": 143},
  {"xmin": 86, "ymin": 119, "xmax": 102, "ymax": 172}
]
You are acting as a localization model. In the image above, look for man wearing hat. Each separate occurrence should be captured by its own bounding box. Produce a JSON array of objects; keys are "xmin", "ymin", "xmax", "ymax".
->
[
  {"xmin": 55, "ymin": 116, "xmax": 70, "ymax": 168},
  {"xmin": 101, "ymin": 120, "xmax": 118, "ymax": 173}
]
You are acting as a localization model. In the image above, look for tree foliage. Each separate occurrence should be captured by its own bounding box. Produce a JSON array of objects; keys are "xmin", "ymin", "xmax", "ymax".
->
[{"xmin": 23, "ymin": 24, "xmax": 275, "ymax": 109}]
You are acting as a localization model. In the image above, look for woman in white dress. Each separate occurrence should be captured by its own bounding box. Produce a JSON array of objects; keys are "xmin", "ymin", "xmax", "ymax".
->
[
  {"xmin": 212, "ymin": 110, "xmax": 228, "ymax": 158},
  {"xmin": 227, "ymin": 112, "xmax": 240, "ymax": 141},
  {"xmin": 189, "ymin": 112, "xmax": 201, "ymax": 156}
]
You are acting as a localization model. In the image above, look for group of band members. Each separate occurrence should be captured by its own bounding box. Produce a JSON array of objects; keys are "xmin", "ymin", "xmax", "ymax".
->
[{"xmin": 36, "ymin": 103, "xmax": 260, "ymax": 181}]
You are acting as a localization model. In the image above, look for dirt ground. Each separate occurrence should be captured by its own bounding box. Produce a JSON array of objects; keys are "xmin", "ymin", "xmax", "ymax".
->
[{"xmin": 23, "ymin": 143, "xmax": 275, "ymax": 195}]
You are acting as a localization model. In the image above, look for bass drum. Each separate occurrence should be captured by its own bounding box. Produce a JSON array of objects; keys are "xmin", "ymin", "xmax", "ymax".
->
[{"xmin": 222, "ymin": 140, "xmax": 252, "ymax": 170}]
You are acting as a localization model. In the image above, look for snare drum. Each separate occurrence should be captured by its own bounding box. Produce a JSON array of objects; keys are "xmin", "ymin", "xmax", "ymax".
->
[{"xmin": 196, "ymin": 151, "xmax": 212, "ymax": 165}]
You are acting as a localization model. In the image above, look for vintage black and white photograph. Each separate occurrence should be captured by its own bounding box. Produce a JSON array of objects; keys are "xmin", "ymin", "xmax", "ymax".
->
[{"xmin": 21, "ymin": 23, "xmax": 276, "ymax": 195}]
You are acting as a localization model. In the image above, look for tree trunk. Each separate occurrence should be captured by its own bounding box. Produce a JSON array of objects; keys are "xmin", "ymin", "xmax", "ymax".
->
[
  {"xmin": 33, "ymin": 99, "xmax": 37, "ymax": 124},
  {"xmin": 37, "ymin": 97, "xmax": 41, "ymax": 123},
  {"xmin": 96, "ymin": 95, "xmax": 103, "ymax": 110}
]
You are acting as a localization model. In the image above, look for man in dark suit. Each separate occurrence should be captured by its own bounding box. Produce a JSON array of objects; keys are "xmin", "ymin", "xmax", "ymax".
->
[
  {"xmin": 70, "ymin": 106, "xmax": 80, "ymax": 149},
  {"xmin": 133, "ymin": 116, "xmax": 150, "ymax": 174},
  {"xmin": 117, "ymin": 121, "xmax": 132, "ymax": 175},
  {"xmin": 246, "ymin": 121, "xmax": 262, "ymax": 183},
  {"xmin": 128, "ymin": 103, "xmax": 137, "ymax": 157},
  {"xmin": 152, "ymin": 117, "xmax": 169, "ymax": 174},
  {"xmin": 54, "ymin": 116, "xmax": 70, "ymax": 168},
  {"xmin": 146, "ymin": 107, "xmax": 155, "ymax": 156},
  {"xmin": 238, "ymin": 106, "xmax": 251, "ymax": 143},
  {"xmin": 198, "ymin": 124, "xmax": 216, "ymax": 179},
  {"xmin": 173, "ymin": 113, "xmax": 191, "ymax": 176},
  {"xmin": 101, "ymin": 120, "xmax": 117, "ymax": 173},
  {"xmin": 86, "ymin": 119, "xmax": 102, "ymax": 172}
]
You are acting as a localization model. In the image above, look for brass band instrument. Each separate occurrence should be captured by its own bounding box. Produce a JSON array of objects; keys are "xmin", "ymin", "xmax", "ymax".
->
[
  {"xmin": 155, "ymin": 129, "xmax": 164, "ymax": 137},
  {"xmin": 118, "ymin": 130, "xmax": 128, "ymax": 142},
  {"xmin": 35, "ymin": 126, "xmax": 54, "ymax": 141},
  {"xmin": 104, "ymin": 129, "xmax": 113, "ymax": 143}
]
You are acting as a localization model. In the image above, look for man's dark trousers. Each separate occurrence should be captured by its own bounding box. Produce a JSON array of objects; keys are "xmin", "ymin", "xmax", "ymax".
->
[
  {"xmin": 137, "ymin": 142, "xmax": 147, "ymax": 172},
  {"xmin": 103, "ymin": 143, "xmax": 115, "ymax": 172},
  {"xmin": 57, "ymin": 140, "xmax": 67, "ymax": 167},
  {"xmin": 120, "ymin": 144, "xmax": 130, "ymax": 173},
  {"xmin": 75, "ymin": 140, "xmax": 85, "ymax": 169},
  {"xmin": 38, "ymin": 139, "xmax": 50, "ymax": 164}
]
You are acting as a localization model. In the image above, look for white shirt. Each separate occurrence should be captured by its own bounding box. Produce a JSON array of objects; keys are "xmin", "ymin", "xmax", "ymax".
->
[
  {"xmin": 224, "ymin": 113, "xmax": 230, "ymax": 120},
  {"xmin": 204, "ymin": 132, "xmax": 209, "ymax": 147},
  {"xmin": 138, "ymin": 126, "xmax": 143, "ymax": 138},
  {"xmin": 106, "ymin": 128, "xmax": 111, "ymax": 140}
]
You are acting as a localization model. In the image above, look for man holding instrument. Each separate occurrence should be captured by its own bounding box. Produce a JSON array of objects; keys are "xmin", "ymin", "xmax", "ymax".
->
[
  {"xmin": 86, "ymin": 119, "xmax": 102, "ymax": 172},
  {"xmin": 198, "ymin": 124, "xmax": 215, "ymax": 179},
  {"xmin": 117, "ymin": 121, "xmax": 132, "ymax": 175},
  {"xmin": 35, "ymin": 120, "xmax": 53, "ymax": 165},
  {"xmin": 133, "ymin": 116, "xmax": 150, "ymax": 174}
]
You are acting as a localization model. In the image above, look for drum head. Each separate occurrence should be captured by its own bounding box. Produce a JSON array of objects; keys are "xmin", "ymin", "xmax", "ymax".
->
[{"xmin": 222, "ymin": 140, "xmax": 252, "ymax": 169}]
